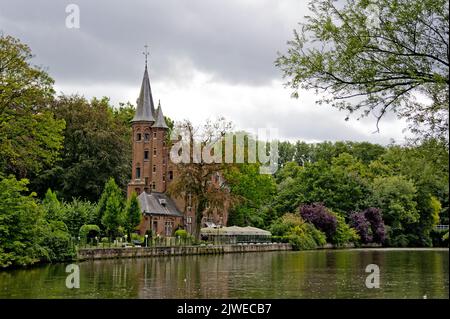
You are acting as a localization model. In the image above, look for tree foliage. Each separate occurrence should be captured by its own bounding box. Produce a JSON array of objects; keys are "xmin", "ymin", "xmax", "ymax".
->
[
  {"xmin": 98, "ymin": 178, "xmax": 124, "ymax": 237},
  {"xmin": 276, "ymin": 0, "xmax": 449, "ymax": 143},
  {"xmin": 0, "ymin": 35, "xmax": 65, "ymax": 178},
  {"xmin": 168, "ymin": 118, "xmax": 237, "ymax": 239},
  {"xmin": 299, "ymin": 203, "xmax": 338, "ymax": 240},
  {"xmin": 124, "ymin": 192, "xmax": 142, "ymax": 238},
  {"xmin": 31, "ymin": 95, "xmax": 132, "ymax": 201}
]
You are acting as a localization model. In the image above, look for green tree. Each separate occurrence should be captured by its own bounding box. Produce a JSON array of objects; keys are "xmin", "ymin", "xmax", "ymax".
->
[
  {"xmin": 124, "ymin": 192, "xmax": 142, "ymax": 239},
  {"xmin": 225, "ymin": 163, "xmax": 276, "ymax": 228},
  {"xmin": 0, "ymin": 177, "xmax": 45, "ymax": 267},
  {"xmin": 42, "ymin": 188, "xmax": 64, "ymax": 222},
  {"xmin": 278, "ymin": 141, "xmax": 296, "ymax": 167},
  {"xmin": 380, "ymin": 139, "xmax": 449, "ymax": 245},
  {"xmin": 99, "ymin": 178, "xmax": 124, "ymax": 238},
  {"xmin": 370, "ymin": 175, "xmax": 419, "ymax": 245},
  {"xmin": 31, "ymin": 95, "xmax": 131, "ymax": 201},
  {"xmin": 331, "ymin": 213, "xmax": 360, "ymax": 247},
  {"xmin": 276, "ymin": 0, "xmax": 449, "ymax": 143},
  {"xmin": 62, "ymin": 199, "xmax": 98, "ymax": 237},
  {"xmin": 0, "ymin": 35, "xmax": 65, "ymax": 179},
  {"xmin": 274, "ymin": 153, "xmax": 369, "ymax": 216}
]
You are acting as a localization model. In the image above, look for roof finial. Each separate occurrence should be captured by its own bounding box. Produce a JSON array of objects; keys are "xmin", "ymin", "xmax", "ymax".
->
[{"xmin": 143, "ymin": 44, "xmax": 149, "ymax": 68}]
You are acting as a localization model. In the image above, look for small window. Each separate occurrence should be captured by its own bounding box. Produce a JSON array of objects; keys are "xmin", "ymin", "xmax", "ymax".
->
[
  {"xmin": 144, "ymin": 133, "xmax": 150, "ymax": 141},
  {"xmin": 136, "ymin": 167, "xmax": 141, "ymax": 179},
  {"xmin": 136, "ymin": 133, "xmax": 142, "ymax": 141},
  {"xmin": 153, "ymin": 148, "xmax": 157, "ymax": 156},
  {"xmin": 152, "ymin": 182, "xmax": 156, "ymax": 190},
  {"xmin": 153, "ymin": 165, "xmax": 156, "ymax": 173},
  {"xmin": 162, "ymin": 174, "xmax": 165, "ymax": 182},
  {"xmin": 144, "ymin": 150, "xmax": 149, "ymax": 160},
  {"xmin": 153, "ymin": 132, "xmax": 157, "ymax": 138},
  {"xmin": 168, "ymin": 171, "xmax": 173, "ymax": 180}
]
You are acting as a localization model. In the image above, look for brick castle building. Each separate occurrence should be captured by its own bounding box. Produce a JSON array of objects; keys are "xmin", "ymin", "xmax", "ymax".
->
[{"xmin": 127, "ymin": 63, "xmax": 228, "ymax": 237}]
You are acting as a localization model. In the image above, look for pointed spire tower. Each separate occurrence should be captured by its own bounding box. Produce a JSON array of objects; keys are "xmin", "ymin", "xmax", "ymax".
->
[
  {"xmin": 153, "ymin": 100, "xmax": 169, "ymax": 129},
  {"xmin": 132, "ymin": 45, "xmax": 156, "ymax": 122}
]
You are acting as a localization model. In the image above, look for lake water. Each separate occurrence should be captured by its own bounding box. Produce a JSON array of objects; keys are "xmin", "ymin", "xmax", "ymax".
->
[{"xmin": 0, "ymin": 248, "xmax": 448, "ymax": 298}]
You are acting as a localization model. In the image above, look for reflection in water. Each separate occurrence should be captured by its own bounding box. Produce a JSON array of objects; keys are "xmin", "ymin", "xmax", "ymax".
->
[{"xmin": 0, "ymin": 249, "xmax": 448, "ymax": 298}]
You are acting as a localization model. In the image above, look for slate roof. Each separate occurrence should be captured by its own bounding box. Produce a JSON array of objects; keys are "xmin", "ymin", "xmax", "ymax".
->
[
  {"xmin": 137, "ymin": 192, "xmax": 183, "ymax": 217},
  {"xmin": 131, "ymin": 66, "xmax": 156, "ymax": 122},
  {"xmin": 152, "ymin": 100, "xmax": 169, "ymax": 129}
]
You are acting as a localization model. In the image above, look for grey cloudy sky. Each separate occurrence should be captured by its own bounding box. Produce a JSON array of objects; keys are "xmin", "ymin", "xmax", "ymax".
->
[{"xmin": 0, "ymin": 0, "xmax": 408, "ymax": 144}]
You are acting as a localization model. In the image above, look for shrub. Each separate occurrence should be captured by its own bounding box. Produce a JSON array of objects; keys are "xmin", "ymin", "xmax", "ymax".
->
[
  {"xmin": 269, "ymin": 213, "xmax": 326, "ymax": 250},
  {"xmin": 131, "ymin": 233, "xmax": 144, "ymax": 244},
  {"xmin": 174, "ymin": 229, "xmax": 189, "ymax": 239},
  {"xmin": 79, "ymin": 224, "xmax": 100, "ymax": 240},
  {"xmin": 350, "ymin": 208, "xmax": 386, "ymax": 245},
  {"xmin": 349, "ymin": 212, "xmax": 372, "ymax": 244},
  {"xmin": 332, "ymin": 213, "xmax": 360, "ymax": 247},
  {"xmin": 41, "ymin": 221, "xmax": 75, "ymax": 262},
  {"xmin": 299, "ymin": 203, "xmax": 337, "ymax": 240},
  {"xmin": 363, "ymin": 208, "xmax": 386, "ymax": 244}
]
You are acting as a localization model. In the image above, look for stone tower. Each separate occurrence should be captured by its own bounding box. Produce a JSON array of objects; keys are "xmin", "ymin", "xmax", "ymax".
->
[{"xmin": 127, "ymin": 64, "xmax": 170, "ymax": 198}]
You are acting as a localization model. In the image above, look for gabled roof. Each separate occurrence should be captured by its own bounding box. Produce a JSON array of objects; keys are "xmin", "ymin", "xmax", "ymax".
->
[
  {"xmin": 137, "ymin": 192, "xmax": 183, "ymax": 217},
  {"xmin": 152, "ymin": 100, "xmax": 169, "ymax": 129},
  {"xmin": 131, "ymin": 66, "xmax": 156, "ymax": 122}
]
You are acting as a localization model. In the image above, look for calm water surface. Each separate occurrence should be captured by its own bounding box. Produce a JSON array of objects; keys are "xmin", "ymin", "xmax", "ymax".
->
[{"xmin": 0, "ymin": 248, "xmax": 448, "ymax": 298}]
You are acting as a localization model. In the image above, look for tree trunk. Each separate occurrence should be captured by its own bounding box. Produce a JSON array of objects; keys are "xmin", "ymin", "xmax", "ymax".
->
[{"xmin": 194, "ymin": 196, "xmax": 207, "ymax": 240}]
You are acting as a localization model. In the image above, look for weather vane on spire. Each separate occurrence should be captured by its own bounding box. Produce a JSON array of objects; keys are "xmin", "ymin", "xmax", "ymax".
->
[{"xmin": 143, "ymin": 44, "xmax": 149, "ymax": 68}]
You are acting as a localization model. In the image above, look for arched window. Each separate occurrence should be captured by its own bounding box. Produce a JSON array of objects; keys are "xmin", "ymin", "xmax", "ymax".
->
[
  {"xmin": 144, "ymin": 150, "xmax": 149, "ymax": 160},
  {"xmin": 136, "ymin": 133, "xmax": 142, "ymax": 141}
]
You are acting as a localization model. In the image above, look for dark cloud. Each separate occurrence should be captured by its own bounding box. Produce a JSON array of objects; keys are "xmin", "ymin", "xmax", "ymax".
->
[
  {"xmin": 0, "ymin": 0, "xmax": 305, "ymax": 85},
  {"xmin": 0, "ymin": 0, "xmax": 407, "ymax": 144}
]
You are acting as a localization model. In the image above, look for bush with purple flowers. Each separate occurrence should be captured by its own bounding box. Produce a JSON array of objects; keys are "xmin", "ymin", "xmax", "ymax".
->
[
  {"xmin": 350, "ymin": 208, "xmax": 386, "ymax": 244},
  {"xmin": 299, "ymin": 203, "xmax": 337, "ymax": 240}
]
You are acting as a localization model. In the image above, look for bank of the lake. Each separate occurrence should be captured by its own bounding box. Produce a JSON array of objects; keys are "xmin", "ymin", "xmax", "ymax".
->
[
  {"xmin": 0, "ymin": 248, "xmax": 447, "ymax": 298},
  {"xmin": 76, "ymin": 243, "xmax": 292, "ymax": 260}
]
